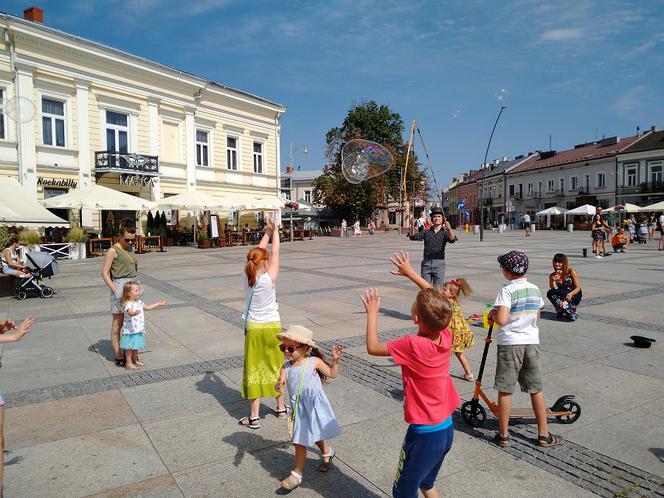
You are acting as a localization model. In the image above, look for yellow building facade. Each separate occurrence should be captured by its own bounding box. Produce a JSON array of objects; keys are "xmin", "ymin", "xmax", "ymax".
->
[{"xmin": 0, "ymin": 11, "xmax": 285, "ymax": 229}]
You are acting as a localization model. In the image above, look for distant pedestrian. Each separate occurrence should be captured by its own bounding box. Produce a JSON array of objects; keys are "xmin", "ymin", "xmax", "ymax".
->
[
  {"xmin": 408, "ymin": 207, "xmax": 456, "ymax": 286},
  {"xmin": 611, "ymin": 229, "xmax": 629, "ymax": 252},
  {"xmin": 417, "ymin": 211, "xmax": 426, "ymax": 232},
  {"xmin": 240, "ymin": 216, "xmax": 287, "ymax": 429},
  {"xmin": 658, "ymin": 212, "xmax": 664, "ymax": 251},
  {"xmin": 353, "ymin": 219, "xmax": 361, "ymax": 237},
  {"xmin": 368, "ymin": 220, "xmax": 376, "ymax": 236},
  {"xmin": 648, "ymin": 214, "xmax": 657, "ymax": 240},
  {"xmin": 1, "ymin": 237, "xmax": 30, "ymax": 278},
  {"xmin": 627, "ymin": 214, "xmax": 636, "ymax": 242},
  {"xmin": 591, "ymin": 214, "xmax": 607, "ymax": 258},
  {"xmin": 120, "ymin": 282, "xmax": 166, "ymax": 370},
  {"xmin": 340, "ymin": 219, "xmax": 347, "ymax": 238},
  {"xmin": 522, "ymin": 213, "xmax": 531, "ymax": 236},
  {"xmin": 275, "ymin": 326, "xmax": 342, "ymax": 490},
  {"xmin": 0, "ymin": 316, "xmax": 34, "ymax": 496}
]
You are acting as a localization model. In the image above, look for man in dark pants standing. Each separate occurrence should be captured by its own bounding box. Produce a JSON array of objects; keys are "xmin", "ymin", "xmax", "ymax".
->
[{"xmin": 408, "ymin": 207, "xmax": 456, "ymax": 286}]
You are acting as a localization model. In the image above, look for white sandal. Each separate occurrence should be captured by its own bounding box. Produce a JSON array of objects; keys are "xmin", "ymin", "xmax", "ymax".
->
[
  {"xmin": 319, "ymin": 447, "xmax": 335, "ymax": 472},
  {"xmin": 280, "ymin": 470, "xmax": 302, "ymax": 490}
]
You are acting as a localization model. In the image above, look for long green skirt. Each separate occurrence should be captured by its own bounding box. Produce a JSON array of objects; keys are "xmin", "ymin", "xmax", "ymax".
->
[{"xmin": 242, "ymin": 321, "xmax": 282, "ymax": 399}]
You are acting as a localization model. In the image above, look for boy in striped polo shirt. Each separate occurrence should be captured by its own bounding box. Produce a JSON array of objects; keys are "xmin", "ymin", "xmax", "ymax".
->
[{"xmin": 487, "ymin": 251, "xmax": 562, "ymax": 448}]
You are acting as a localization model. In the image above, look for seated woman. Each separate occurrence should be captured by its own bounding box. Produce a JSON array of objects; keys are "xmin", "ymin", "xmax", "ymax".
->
[
  {"xmin": 611, "ymin": 229, "xmax": 629, "ymax": 253},
  {"xmin": 1, "ymin": 238, "xmax": 30, "ymax": 278},
  {"xmin": 547, "ymin": 253, "xmax": 582, "ymax": 321}
]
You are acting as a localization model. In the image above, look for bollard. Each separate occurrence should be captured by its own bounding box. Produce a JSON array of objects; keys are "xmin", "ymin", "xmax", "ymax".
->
[
  {"xmin": 583, "ymin": 248, "xmax": 587, "ymax": 257},
  {"xmin": 465, "ymin": 224, "xmax": 469, "ymax": 233}
]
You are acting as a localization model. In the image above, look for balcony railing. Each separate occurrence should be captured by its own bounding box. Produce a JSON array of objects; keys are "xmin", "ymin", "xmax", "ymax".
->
[
  {"xmin": 617, "ymin": 181, "xmax": 664, "ymax": 195},
  {"xmin": 95, "ymin": 151, "xmax": 159, "ymax": 176}
]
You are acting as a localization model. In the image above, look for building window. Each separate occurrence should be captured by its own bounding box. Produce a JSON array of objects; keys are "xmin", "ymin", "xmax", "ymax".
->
[
  {"xmin": 547, "ymin": 179, "xmax": 554, "ymax": 192},
  {"xmin": 42, "ymin": 98, "xmax": 66, "ymax": 147},
  {"xmin": 253, "ymin": 142, "xmax": 263, "ymax": 174},
  {"xmin": 625, "ymin": 165, "xmax": 637, "ymax": 187},
  {"xmin": 597, "ymin": 172, "xmax": 606, "ymax": 188},
  {"xmin": 509, "ymin": 184, "xmax": 515, "ymax": 196},
  {"xmin": 282, "ymin": 189, "xmax": 291, "ymax": 200},
  {"xmin": 648, "ymin": 161, "xmax": 663, "ymax": 184},
  {"xmin": 196, "ymin": 130, "xmax": 209, "ymax": 166},
  {"xmin": 583, "ymin": 174, "xmax": 591, "ymax": 192},
  {"xmin": 559, "ymin": 177, "xmax": 564, "ymax": 192},
  {"xmin": 105, "ymin": 111, "xmax": 128, "ymax": 153},
  {"xmin": 569, "ymin": 176, "xmax": 578, "ymax": 191},
  {"xmin": 527, "ymin": 183, "xmax": 533, "ymax": 195},
  {"xmin": 304, "ymin": 190, "xmax": 311, "ymax": 203},
  {"xmin": 0, "ymin": 89, "xmax": 4, "ymax": 139},
  {"xmin": 226, "ymin": 136, "xmax": 238, "ymax": 170}
]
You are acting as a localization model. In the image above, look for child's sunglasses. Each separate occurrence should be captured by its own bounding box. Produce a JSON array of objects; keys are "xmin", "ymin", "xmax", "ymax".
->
[{"xmin": 279, "ymin": 344, "xmax": 306, "ymax": 353}]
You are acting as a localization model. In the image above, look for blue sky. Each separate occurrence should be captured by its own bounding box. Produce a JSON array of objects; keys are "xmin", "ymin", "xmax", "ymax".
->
[{"xmin": 5, "ymin": 0, "xmax": 664, "ymax": 188}]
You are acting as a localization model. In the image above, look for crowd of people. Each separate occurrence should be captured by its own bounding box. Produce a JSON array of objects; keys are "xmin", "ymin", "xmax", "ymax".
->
[{"xmin": 590, "ymin": 208, "xmax": 664, "ymax": 258}]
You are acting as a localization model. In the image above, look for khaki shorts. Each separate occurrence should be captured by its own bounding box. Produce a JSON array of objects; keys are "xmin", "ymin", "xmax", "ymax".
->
[{"xmin": 494, "ymin": 345, "xmax": 543, "ymax": 394}]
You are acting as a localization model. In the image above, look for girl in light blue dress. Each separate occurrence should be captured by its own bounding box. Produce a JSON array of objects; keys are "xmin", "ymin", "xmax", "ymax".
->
[{"xmin": 275, "ymin": 325, "xmax": 342, "ymax": 491}]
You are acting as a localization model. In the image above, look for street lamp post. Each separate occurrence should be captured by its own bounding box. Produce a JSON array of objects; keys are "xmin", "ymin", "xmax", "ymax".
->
[
  {"xmin": 288, "ymin": 142, "xmax": 308, "ymax": 242},
  {"xmin": 479, "ymin": 106, "xmax": 507, "ymax": 242}
]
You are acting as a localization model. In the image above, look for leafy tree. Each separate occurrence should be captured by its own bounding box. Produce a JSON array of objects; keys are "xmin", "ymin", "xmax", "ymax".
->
[
  {"xmin": 313, "ymin": 100, "xmax": 428, "ymax": 222},
  {"xmin": 147, "ymin": 211, "xmax": 154, "ymax": 233}
]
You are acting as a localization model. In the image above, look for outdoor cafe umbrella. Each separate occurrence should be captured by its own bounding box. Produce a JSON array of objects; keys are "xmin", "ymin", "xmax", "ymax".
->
[
  {"xmin": 42, "ymin": 184, "xmax": 154, "ymax": 211},
  {"xmin": 566, "ymin": 204, "xmax": 596, "ymax": 216},
  {"xmin": 151, "ymin": 190, "xmax": 231, "ymax": 241},
  {"xmin": 605, "ymin": 203, "xmax": 643, "ymax": 213},
  {"xmin": 642, "ymin": 200, "xmax": 664, "ymax": 211},
  {"xmin": 536, "ymin": 206, "xmax": 568, "ymax": 228}
]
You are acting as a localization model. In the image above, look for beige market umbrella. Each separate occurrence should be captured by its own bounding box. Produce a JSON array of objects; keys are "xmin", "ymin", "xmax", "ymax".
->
[
  {"xmin": 642, "ymin": 200, "xmax": 664, "ymax": 211},
  {"xmin": 151, "ymin": 190, "xmax": 230, "ymax": 211},
  {"xmin": 42, "ymin": 184, "xmax": 154, "ymax": 210},
  {"xmin": 566, "ymin": 204, "xmax": 596, "ymax": 215},
  {"xmin": 0, "ymin": 177, "xmax": 69, "ymax": 228},
  {"xmin": 604, "ymin": 203, "xmax": 643, "ymax": 213}
]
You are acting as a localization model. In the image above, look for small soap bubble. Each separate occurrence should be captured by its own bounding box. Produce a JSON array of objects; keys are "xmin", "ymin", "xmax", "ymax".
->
[
  {"xmin": 452, "ymin": 109, "xmax": 461, "ymax": 118},
  {"xmin": 495, "ymin": 89, "xmax": 509, "ymax": 103},
  {"xmin": 341, "ymin": 139, "xmax": 394, "ymax": 184}
]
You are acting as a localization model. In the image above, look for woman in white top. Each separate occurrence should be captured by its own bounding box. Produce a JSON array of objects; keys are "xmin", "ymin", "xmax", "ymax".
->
[
  {"xmin": 1, "ymin": 238, "xmax": 30, "ymax": 278},
  {"xmin": 353, "ymin": 219, "xmax": 361, "ymax": 237},
  {"xmin": 239, "ymin": 215, "xmax": 286, "ymax": 429}
]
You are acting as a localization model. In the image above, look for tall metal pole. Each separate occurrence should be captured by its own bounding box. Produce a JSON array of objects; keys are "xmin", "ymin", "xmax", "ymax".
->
[{"xmin": 479, "ymin": 106, "xmax": 507, "ymax": 242}]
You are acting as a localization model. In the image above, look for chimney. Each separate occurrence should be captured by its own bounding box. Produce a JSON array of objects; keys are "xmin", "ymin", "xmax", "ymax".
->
[
  {"xmin": 24, "ymin": 6, "xmax": 44, "ymax": 23},
  {"xmin": 651, "ymin": 124, "xmax": 659, "ymax": 132}
]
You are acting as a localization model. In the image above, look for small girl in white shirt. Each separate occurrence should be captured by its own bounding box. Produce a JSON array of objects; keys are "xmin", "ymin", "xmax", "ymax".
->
[{"xmin": 120, "ymin": 281, "xmax": 166, "ymax": 370}]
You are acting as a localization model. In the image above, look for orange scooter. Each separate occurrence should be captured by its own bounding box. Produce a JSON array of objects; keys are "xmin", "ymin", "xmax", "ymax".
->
[{"xmin": 460, "ymin": 323, "xmax": 581, "ymax": 428}]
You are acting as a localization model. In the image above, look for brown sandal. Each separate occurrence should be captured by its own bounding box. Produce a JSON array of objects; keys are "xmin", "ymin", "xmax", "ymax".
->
[
  {"xmin": 537, "ymin": 433, "xmax": 562, "ymax": 447},
  {"xmin": 319, "ymin": 448, "xmax": 335, "ymax": 472}
]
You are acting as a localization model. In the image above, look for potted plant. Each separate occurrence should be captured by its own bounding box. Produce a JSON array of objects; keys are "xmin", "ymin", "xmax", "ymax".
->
[
  {"xmin": 66, "ymin": 227, "xmax": 88, "ymax": 259},
  {"xmin": 18, "ymin": 229, "xmax": 42, "ymax": 253},
  {"xmin": 197, "ymin": 230, "xmax": 210, "ymax": 249}
]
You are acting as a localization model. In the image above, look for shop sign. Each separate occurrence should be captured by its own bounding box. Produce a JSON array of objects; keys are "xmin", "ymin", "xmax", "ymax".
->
[
  {"xmin": 120, "ymin": 174, "xmax": 157, "ymax": 187},
  {"xmin": 37, "ymin": 177, "xmax": 77, "ymax": 188}
]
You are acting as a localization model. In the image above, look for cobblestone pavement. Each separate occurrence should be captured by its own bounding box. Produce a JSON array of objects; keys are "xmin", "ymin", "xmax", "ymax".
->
[{"xmin": 1, "ymin": 230, "xmax": 663, "ymax": 497}]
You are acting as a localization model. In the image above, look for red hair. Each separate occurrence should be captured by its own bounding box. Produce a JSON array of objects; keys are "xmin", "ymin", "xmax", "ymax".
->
[
  {"xmin": 245, "ymin": 247, "xmax": 269, "ymax": 287},
  {"xmin": 443, "ymin": 278, "xmax": 472, "ymax": 299}
]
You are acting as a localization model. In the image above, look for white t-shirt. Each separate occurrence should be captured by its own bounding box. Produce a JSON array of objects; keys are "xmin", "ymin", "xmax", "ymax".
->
[
  {"xmin": 493, "ymin": 278, "xmax": 543, "ymax": 346},
  {"xmin": 417, "ymin": 217, "xmax": 425, "ymax": 228},
  {"xmin": 523, "ymin": 214, "xmax": 531, "ymax": 223},
  {"xmin": 245, "ymin": 272, "xmax": 280, "ymax": 323},
  {"xmin": 659, "ymin": 215, "xmax": 664, "ymax": 227}
]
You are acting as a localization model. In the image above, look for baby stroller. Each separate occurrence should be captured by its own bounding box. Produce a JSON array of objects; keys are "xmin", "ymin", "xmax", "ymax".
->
[
  {"xmin": 634, "ymin": 222, "xmax": 648, "ymax": 244},
  {"xmin": 16, "ymin": 252, "xmax": 58, "ymax": 300}
]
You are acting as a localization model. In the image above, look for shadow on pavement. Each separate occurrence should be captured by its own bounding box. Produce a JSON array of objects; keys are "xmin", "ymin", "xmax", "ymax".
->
[
  {"xmin": 197, "ymin": 373, "xmax": 385, "ymax": 497},
  {"xmin": 379, "ymin": 307, "xmax": 411, "ymax": 321}
]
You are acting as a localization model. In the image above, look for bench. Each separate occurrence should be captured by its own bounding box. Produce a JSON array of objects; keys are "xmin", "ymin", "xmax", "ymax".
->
[{"xmin": 0, "ymin": 273, "xmax": 17, "ymax": 298}]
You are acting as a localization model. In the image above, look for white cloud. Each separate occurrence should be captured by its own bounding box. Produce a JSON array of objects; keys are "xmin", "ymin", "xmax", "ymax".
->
[
  {"xmin": 538, "ymin": 28, "xmax": 585, "ymax": 43},
  {"xmin": 613, "ymin": 85, "xmax": 648, "ymax": 117}
]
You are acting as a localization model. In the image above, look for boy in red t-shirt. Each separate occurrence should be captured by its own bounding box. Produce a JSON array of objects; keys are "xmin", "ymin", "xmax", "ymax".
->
[{"xmin": 362, "ymin": 284, "xmax": 460, "ymax": 498}]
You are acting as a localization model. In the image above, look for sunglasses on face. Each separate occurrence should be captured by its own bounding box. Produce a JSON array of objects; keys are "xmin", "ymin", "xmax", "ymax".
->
[{"xmin": 279, "ymin": 344, "xmax": 306, "ymax": 353}]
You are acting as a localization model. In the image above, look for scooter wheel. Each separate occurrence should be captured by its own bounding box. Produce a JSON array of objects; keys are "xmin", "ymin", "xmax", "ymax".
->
[
  {"xmin": 41, "ymin": 287, "xmax": 54, "ymax": 298},
  {"xmin": 16, "ymin": 291, "xmax": 27, "ymax": 301},
  {"xmin": 554, "ymin": 400, "xmax": 581, "ymax": 424},
  {"xmin": 461, "ymin": 400, "xmax": 487, "ymax": 428}
]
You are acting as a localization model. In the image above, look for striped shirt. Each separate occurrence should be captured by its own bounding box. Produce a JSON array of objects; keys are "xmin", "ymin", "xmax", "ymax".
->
[{"xmin": 493, "ymin": 278, "xmax": 544, "ymax": 345}]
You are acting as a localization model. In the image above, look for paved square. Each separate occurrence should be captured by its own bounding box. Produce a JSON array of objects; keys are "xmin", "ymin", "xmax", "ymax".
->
[{"xmin": 1, "ymin": 230, "xmax": 663, "ymax": 497}]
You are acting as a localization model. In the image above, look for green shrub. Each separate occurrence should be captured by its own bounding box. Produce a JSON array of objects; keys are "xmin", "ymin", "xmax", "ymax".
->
[
  {"xmin": 66, "ymin": 227, "xmax": 87, "ymax": 243},
  {"xmin": 18, "ymin": 229, "xmax": 42, "ymax": 246}
]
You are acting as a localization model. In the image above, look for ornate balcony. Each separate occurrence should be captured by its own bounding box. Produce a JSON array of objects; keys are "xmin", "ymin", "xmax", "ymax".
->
[
  {"xmin": 94, "ymin": 151, "xmax": 159, "ymax": 176},
  {"xmin": 617, "ymin": 181, "xmax": 664, "ymax": 195}
]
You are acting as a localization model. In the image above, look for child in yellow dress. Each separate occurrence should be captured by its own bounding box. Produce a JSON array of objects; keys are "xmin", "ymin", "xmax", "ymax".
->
[{"xmin": 442, "ymin": 278, "xmax": 475, "ymax": 381}]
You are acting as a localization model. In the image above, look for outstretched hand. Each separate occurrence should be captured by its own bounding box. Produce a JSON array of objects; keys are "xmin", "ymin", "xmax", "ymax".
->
[
  {"xmin": 390, "ymin": 251, "xmax": 415, "ymax": 277},
  {"xmin": 331, "ymin": 344, "xmax": 343, "ymax": 362},
  {"xmin": 361, "ymin": 288, "xmax": 381, "ymax": 315}
]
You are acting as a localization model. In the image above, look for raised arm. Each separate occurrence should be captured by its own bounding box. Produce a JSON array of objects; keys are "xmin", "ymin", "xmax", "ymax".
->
[
  {"xmin": 314, "ymin": 345, "xmax": 343, "ymax": 379},
  {"xmin": 361, "ymin": 288, "xmax": 390, "ymax": 356},
  {"xmin": 101, "ymin": 248, "xmax": 117, "ymax": 292},
  {"xmin": 390, "ymin": 251, "xmax": 432, "ymax": 291},
  {"xmin": 266, "ymin": 216, "xmax": 280, "ymax": 283},
  {"xmin": 143, "ymin": 298, "xmax": 167, "ymax": 311},
  {"xmin": 443, "ymin": 218, "xmax": 456, "ymax": 242}
]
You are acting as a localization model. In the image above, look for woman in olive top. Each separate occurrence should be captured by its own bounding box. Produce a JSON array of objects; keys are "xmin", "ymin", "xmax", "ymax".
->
[{"xmin": 102, "ymin": 220, "xmax": 138, "ymax": 366}]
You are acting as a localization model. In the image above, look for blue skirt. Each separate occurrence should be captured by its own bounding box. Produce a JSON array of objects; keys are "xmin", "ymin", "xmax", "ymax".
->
[{"xmin": 120, "ymin": 333, "xmax": 145, "ymax": 350}]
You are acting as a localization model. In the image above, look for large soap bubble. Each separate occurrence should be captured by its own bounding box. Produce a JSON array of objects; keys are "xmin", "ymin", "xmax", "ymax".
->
[{"xmin": 341, "ymin": 139, "xmax": 394, "ymax": 184}]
